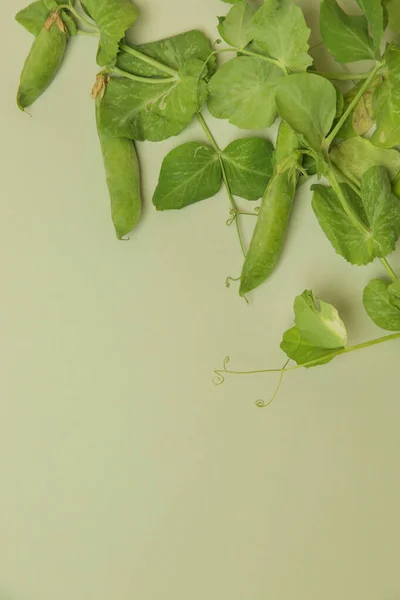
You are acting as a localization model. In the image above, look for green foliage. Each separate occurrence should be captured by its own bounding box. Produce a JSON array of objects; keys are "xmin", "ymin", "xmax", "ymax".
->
[
  {"xmin": 15, "ymin": 0, "xmax": 76, "ymax": 36},
  {"xmin": 208, "ymin": 56, "xmax": 284, "ymax": 129},
  {"xmin": 153, "ymin": 143, "xmax": 222, "ymax": 210},
  {"xmin": 98, "ymin": 75, "xmax": 207, "ymax": 141},
  {"xmin": 356, "ymin": 0, "xmax": 384, "ymax": 53},
  {"xmin": 363, "ymin": 279, "xmax": 400, "ymax": 331},
  {"xmin": 217, "ymin": 1, "xmax": 255, "ymax": 48},
  {"xmin": 275, "ymin": 73, "xmax": 337, "ymax": 152},
  {"xmin": 117, "ymin": 31, "xmax": 215, "ymax": 79},
  {"xmin": 372, "ymin": 45, "xmax": 400, "ymax": 148},
  {"xmin": 221, "ymin": 138, "xmax": 274, "ymax": 200},
  {"xmin": 280, "ymin": 290, "xmax": 347, "ymax": 367},
  {"xmin": 84, "ymin": 0, "xmax": 139, "ymax": 66},
  {"xmin": 320, "ymin": 0, "xmax": 375, "ymax": 63},
  {"xmin": 249, "ymin": 0, "xmax": 312, "ymax": 72},
  {"xmin": 330, "ymin": 137, "xmax": 400, "ymax": 188},
  {"xmin": 312, "ymin": 167, "xmax": 400, "ymax": 265}
]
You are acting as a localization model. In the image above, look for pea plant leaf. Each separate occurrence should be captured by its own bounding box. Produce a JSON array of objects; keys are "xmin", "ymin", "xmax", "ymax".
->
[
  {"xmin": 275, "ymin": 73, "xmax": 337, "ymax": 152},
  {"xmin": 371, "ymin": 45, "xmax": 400, "ymax": 148},
  {"xmin": 294, "ymin": 290, "xmax": 348, "ymax": 349},
  {"xmin": 83, "ymin": 0, "xmax": 139, "ymax": 66},
  {"xmin": 280, "ymin": 326, "xmax": 341, "ymax": 367},
  {"xmin": 98, "ymin": 75, "xmax": 207, "ymax": 142},
  {"xmin": 320, "ymin": 0, "xmax": 375, "ymax": 63},
  {"xmin": 217, "ymin": 1, "xmax": 255, "ymax": 48},
  {"xmin": 117, "ymin": 31, "xmax": 215, "ymax": 79},
  {"xmin": 312, "ymin": 167, "xmax": 400, "ymax": 265},
  {"xmin": 356, "ymin": 0, "xmax": 384, "ymax": 53},
  {"xmin": 221, "ymin": 138, "xmax": 274, "ymax": 200},
  {"xmin": 330, "ymin": 137, "xmax": 400, "ymax": 189},
  {"xmin": 363, "ymin": 279, "xmax": 400, "ymax": 331},
  {"xmin": 389, "ymin": 279, "xmax": 400, "ymax": 310},
  {"xmin": 280, "ymin": 290, "xmax": 347, "ymax": 367},
  {"xmin": 208, "ymin": 56, "xmax": 284, "ymax": 129},
  {"xmin": 249, "ymin": 0, "xmax": 312, "ymax": 72},
  {"xmin": 15, "ymin": 0, "xmax": 77, "ymax": 36},
  {"xmin": 152, "ymin": 143, "xmax": 222, "ymax": 210}
]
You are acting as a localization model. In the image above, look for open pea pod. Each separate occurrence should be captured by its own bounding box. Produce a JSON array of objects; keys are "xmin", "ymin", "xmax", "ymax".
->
[{"xmin": 17, "ymin": 13, "xmax": 69, "ymax": 110}]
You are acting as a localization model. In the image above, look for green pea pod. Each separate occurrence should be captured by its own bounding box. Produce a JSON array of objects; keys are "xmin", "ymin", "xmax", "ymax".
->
[
  {"xmin": 17, "ymin": 17, "xmax": 68, "ymax": 111},
  {"xmin": 239, "ymin": 122, "xmax": 301, "ymax": 296},
  {"xmin": 96, "ymin": 98, "xmax": 142, "ymax": 240}
]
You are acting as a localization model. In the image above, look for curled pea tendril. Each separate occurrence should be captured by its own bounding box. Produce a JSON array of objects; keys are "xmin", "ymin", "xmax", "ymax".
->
[
  {"xmin": 225, "ymin": 275, "xmax": 240, "ymax": 288},
  {"xmin": 226, "ymin": 209, "xmax": 238, "ymax": 227},
  {"xmin": 213, "ymin": 356, "xmax": 230, "ymax": 385},
  {"xmin": 213, "ymin": 357, "xmax": 290, "ymax": 408}
]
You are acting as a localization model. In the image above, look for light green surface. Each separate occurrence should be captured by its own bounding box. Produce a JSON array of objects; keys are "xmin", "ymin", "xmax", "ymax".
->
[{"xmin": 1, "ymin": 1, "xmax": 400, "ymax": 599}]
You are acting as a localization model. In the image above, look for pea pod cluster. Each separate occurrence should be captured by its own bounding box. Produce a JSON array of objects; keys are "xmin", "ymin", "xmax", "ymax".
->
[{"xmin": 15, "ymin": 0, "xmax": 400, "ymax": 403}]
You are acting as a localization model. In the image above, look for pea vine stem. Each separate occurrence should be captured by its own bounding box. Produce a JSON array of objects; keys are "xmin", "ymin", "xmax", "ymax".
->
[
  {"xmin": 315, "ymin": 71, "xmax": 369, "ymax": 80},
  {"xmin": 119, "ymin": 43, "xmax": 178, "ymax": 78},
  {"xmin": 111, "ymin": 66, "xmax": 176, "ymax": 84},
  {"xmin": 324, "ymin": 61, "xmax": 383, "ymax": 150},
  {"xmin": 196, "ymin": 112, "xmax": 246, "ymax": 257},
  {"xmin": 58, "ymin": 3, "xmax": 98, "ymax": 30},
  {"xmin": 215, "ymin": 332, "xmax": 400, "ymax": 382}
]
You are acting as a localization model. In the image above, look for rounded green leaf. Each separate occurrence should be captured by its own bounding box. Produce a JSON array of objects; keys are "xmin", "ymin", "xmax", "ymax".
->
[
  {"xmin": 280, "ymin": 326, "xmax": 341, "ymax": 367},
  {"xmin": 153, "ymin": 142, "xmax": 222, "ymax": 210},
  {"xmin": 250, "ymin": 0, "xmax": 312, "ymax": 72},
  {"xmin": 372, "ymin": 46, "xmax": 400, "ymax": 148},
  {"xmin": 275, "ymin": 73, "xmax": 337, "ymax": 152},
  {"xmin": 363, "ymin": 279, "xmax": 400, "ymax": 331},
  {"xmin": 217, "ymin": 1, "xmax": 255, "ymax": 48},
  {"xmin": 222, "ymin": 137, "xmax": 274, "ymax": 200},
  {"xmin": 208, "ymin": 56, "xmax": 284, "ymax": 130},
  {"xmin": 98, "ymin": 75, "xmax": 207, "ymax": 142}
]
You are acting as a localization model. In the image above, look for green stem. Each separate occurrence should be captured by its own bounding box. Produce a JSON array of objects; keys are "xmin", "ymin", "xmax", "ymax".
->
[
  {"xmin": 218, "ymin": 332, "xmax": 400, "ymax": 379},
  {"xmin": 111, "ymin": 66, "xmax": 176, "ymax": 84},
  {"xmin": 324, "ymin": 62, "xmax": 382, "ymax": 149},
  {"xmin": 380, "ymin": 257, "xmax": 398, "ymax": 282},
  {"xmin": 196, "ymin": 113, "xmax": 246, "ymax": 257},
  {"xmin": 314, "ymin": 71, "xmax": 369, "ymax": 81},
  {"xmin": 58, "ymin": 3, "xmax": 98, "ymax": 30},
  {"xmin": 119, "ymin": 43, "xmax": 178, "ymax": 78}
]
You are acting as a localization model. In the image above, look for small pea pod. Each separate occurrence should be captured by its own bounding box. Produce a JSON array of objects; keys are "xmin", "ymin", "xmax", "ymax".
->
[
  {"xmin": 239, "ymin": 122, "xmax": 301, "ymax": 296},
  {"xmin": 17, "ymin": 13, "xmax": 68, "ymax": 111},
  {"xmin": 95, "ymin": 86, "xmax": 142, "ymax": 239}
]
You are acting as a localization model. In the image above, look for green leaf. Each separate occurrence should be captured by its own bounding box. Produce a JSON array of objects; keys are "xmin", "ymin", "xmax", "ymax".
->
[
  {"xmin": 98, "ymin": 75, "xmax": 207, "ymax": 142},
  {"xmin": 217, "ymin": 1, "xmax": 255, "ymax": 48},
  {"xmin": 208, "ymin": 56, "xmax": 284, "ymax": 129},
  {"xmin": 371, "ymin": 45, "xmax": 400, "ymax": 148},
  {"xmin": 312, "ymin": 167, "xmax": 400, "ymax": 265},
  {"xmin": 363, "ymin": 279, "xmax": 400, "ymax": 331},
  {"xmin": 15, "ymin": 0, "xmax": 77, "ymax": 36},
  {"xmin": 117, "ymin": 31, "xmax": 215, "ymax": 79},
  {"xmin": 320, "ymin": 0, "xmax": 375, "ymax": 63},
  {"xmin": 388, "ymin": 279, "xmax": 400, "ymax": 310},
  {"xmin": 280, "ymin": 326, "xmax": 341, "ymax": 367},
  {"xmin": 330, "ymin": 137, "xmax": 400, "ymax": 186},
  {"xmin": 221, "ymin": 138, "xmax": 274, "ymax": 200},
  {"xmin": 275, "ymin": 73, "xmax": 337, "ymax": 152},
  {"xmin": 249, "ymin": 0, "xmax": 312, "ymax": 72},
  {"xmin": 83, "ymin": 0, "xmax": 139, "ymax": 66},
  {"xmin": 312, "ymin": 184, "xmax": 372, "ymax": 265},
  {"xmin": 294, "ymin": 290, "xmax": 347, "ymax": 349},
  {"xmin": 356, "ymin": 0, "xmax": 384, "ymax": 53},
  {"xmin": 152, "ymin": 142, "xmax": 222, "ymax": 210}
]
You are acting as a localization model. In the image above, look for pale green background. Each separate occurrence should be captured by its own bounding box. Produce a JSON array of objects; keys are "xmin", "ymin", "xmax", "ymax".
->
[{"xmin": 1, "ymin": 1, "xmax": 400, "ymax": 599}]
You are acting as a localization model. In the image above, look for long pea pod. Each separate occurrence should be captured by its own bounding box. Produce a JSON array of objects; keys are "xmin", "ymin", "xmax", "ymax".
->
[
  {"xmin": 95, "ymin": 82, "xmax": 142, "ymax": 240},
  {"xmin": 17, "ymin": 13, "xmax": 68, "ymax": 110},
  {"xmin": 239, "ymin": 122, "xmax": 301, "ymax": 296}
]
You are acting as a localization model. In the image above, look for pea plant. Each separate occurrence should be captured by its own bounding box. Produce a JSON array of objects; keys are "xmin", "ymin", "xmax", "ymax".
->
[{"xmin": 15, "ymin": 0, "xmax": 400, "ymax": 406}]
